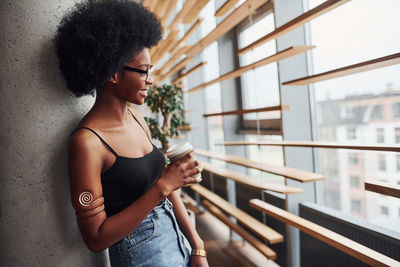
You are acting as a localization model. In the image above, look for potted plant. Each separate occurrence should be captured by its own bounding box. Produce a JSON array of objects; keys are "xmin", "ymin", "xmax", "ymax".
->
[{"xmin": 144, "ymin": 83, "xmax": 185, "ymax": 153}]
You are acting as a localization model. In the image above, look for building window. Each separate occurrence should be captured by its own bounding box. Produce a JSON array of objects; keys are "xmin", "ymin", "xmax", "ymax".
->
[
  {"xmin": 392, "ymin": 103, "xmax": 400, "ymax": 117},
  {"xmin": 349, "ymin": 176, "xmax": 360, "ymax": 188},
  {"xmin": 351, "ymin": 200, "xmax": 361, "ymax": 213},
  {"xmin": 371, "ymin": 105, "xmax": 384, "ymax": 119},
  {"xmin": 347, "ymin": 127, "xmax": 356, "ymax": 140},
  {"xmin": 348, "ymin": 153, "xmax": 358, "ymax": 165},
  {"xmin": 380, "ymin": 206, "xmax": 389, "ymax": 216},
  {"xmin": 397, "ymin": 155, "xmax": 400, "ymax": 171},
  {"xmin": 341, "ymin": 106, "xmax": 356, "ymax": 119},
  {"xmin": 395, "ymin": 128, "xmax": 400, "ymax": 143},
  {"xmin": 378, "ymin": 154, "xmax": 386, "ymax": 171},
  {"xmin": 376, "ymin": 128, "xmax": 384, "ymax": 143}
]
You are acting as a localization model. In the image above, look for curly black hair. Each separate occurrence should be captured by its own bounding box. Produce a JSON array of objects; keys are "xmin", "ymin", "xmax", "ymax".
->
[{"xmin": 54, "ymin": 0, "xmax": 162, "ymax": 97}]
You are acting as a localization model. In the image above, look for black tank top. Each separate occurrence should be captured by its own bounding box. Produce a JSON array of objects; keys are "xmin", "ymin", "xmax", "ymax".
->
[{"xmin": 72, "ymin": 110, "xmax": 166, "ymax": 217}]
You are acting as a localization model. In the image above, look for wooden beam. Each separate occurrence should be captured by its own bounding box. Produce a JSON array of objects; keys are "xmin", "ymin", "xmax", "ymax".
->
[
  {"xmin": 188, "ymin": 0, "xmax": 271, "ymax": 56},
  {"xmin": 217, "ymin": 141, "xmax": 400, "ymax": 152},
  {"xmin": 195, "ymin": 149, "xmax": 324, "ymax": 183},
  {"xmin": 170, "ymin": 18, "xmax": 203, "ymax": 55},
  {"xmin": 190, "ymin": 184, "xmax": 284, "ymax": 244},
  {"xmin": 202, "ymin": 200, "xmax": 277, "ymax": 260},
  {"xmin": 152, "ymin": 30, "xmax": 180, "ymax": 65},
  {"xmin": 203, "ymin": 104, "xmax": 290, "ymax": 117},
  {"xmin": 153, "ymin": 0, "xmax": 170, "ymax": 19},
  {"xmin": 250, "ymin": 199, "xmax": 400, "ymax": 267},
  {"xmin": 159, "ymin": 57, "xmax": 192, "ymax": 82},
  {"xmin": 282, "ymin": 52, "xmax": 400, "ymax": 86},
  {"xmin": 156, "ymin": 45, "xmax": 191, "ymax": 77},
  {"xmin": 161, "ymin": 0, "xmax": 178, "ymax": 28},
  {"xmin": 172, "ymin": 62, "xmax": 207, "ymax": 84},
  {"xmin": 168, "ymin": 0, "xmax": 197, "ymax": 30},
  {"xmin": 201, "ymin": 161, "xmax": 304, "ymax": 194},
  {"xmin": 365, "ymin": 180, "xmax": 400, "ymax": 199},
  {"xmin": 188, "ymin": 45, "xmax": 315, "ymax": 93},
  {"xmin": 182, "ymin": 0, "xmax": 209, "ymax": 24},
  {"xmin": 214, "ymin": 0, "xmax": 241, "ymax": 17},
  {"xmin": 237, "ymin": 0, "xmax": 350, "ymax": 56}
]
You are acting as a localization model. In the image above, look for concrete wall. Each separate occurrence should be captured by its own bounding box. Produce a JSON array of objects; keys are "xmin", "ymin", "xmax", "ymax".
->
[{"xmin": 0, "ymin": 1, "xmax": 108, "ymax": 266}]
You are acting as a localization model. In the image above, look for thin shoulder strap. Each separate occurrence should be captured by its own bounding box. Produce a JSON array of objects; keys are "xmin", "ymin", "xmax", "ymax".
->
[
  {"xmin": 71, "ymin": 127, "xmax": 119, "ymax": 157},
  {"xmin": 127, "ymin": 109, "xmax": 152, "ymax": 142}
]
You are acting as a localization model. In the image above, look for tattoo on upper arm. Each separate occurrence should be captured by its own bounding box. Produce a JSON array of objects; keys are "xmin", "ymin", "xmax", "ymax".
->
[{"xmin": 76, "ymin": 191, "xmax": 105, "ymax": 219}]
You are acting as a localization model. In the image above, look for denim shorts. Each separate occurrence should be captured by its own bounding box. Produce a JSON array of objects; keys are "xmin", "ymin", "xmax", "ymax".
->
[{"xmin": 108, "ymin": 199, "xmax": 190, "ymax": 267}]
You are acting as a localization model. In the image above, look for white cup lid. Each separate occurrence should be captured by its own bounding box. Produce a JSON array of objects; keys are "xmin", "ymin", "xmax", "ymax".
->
[{"xmin": 166, "ymin": 142, "xmax": 193, "ymax": 158}]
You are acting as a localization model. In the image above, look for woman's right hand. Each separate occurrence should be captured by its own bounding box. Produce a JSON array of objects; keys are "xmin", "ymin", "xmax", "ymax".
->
[{"xmin": 156, "ymin": 152, "xmax": 202, "ymax": 197}]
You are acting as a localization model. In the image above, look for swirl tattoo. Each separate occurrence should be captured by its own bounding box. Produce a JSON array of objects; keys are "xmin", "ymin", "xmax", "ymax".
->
[{"xmin": 79, "ymin": 191, "xmax": 93, "ymax": 206}]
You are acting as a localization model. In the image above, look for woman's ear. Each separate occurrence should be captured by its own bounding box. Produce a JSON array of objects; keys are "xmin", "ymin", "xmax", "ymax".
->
[{"xmin": 108, "ymin": 73, "xmax": 118, "ymax": 84}]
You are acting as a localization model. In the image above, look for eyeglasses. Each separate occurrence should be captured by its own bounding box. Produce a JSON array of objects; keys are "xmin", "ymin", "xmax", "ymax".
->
[{"xmin": 123, "ymin": 65, "xmax": 154, "ymax": 82}]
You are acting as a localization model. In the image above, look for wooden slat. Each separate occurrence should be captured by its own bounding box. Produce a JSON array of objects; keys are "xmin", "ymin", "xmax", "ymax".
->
[
  {"xmin": 182, "ymin": 0, "xmax": 209, "ymax": 24},
  {"xmin": 237, "ymin": 0, "xmax": 350, "ymax": 56},
  {"xmin": 177, "ymin": 124, "xmax": 196, "ymax": 131},
  {"xmin": 190, "ymin": 184, "xmax": 284, "ymax": 244},
  {"xmin": 172, "ymin": 62, "xmax": 207, "ymax": 84},
  {"xmin": 188, "ymin": 0, "xmax": 271, "ymax": 56},
  {"xmin": 159, "ymin": 57, "xmax": 192, "ymax": 82},
  {"xmin": 153, "ymin": 0, "xmax": 170, "ymax": 19},
  {"xmin": 214, "ymin": 0, "xmax": 241, "ymax": 17},
  {"xmin": 365, "ymin": 180, "xmax": 400, "ymax": 199},
  {"xmin": 168, "ymin": 0, "xmax": 197, "ymax": 30},
  {"xmin": 203, "ymin": 104, "xmax": 290, "ymax": 117},
  {"xmin": 161, "ymin": 0, "xmax": 178, "ymax": 27},
  {"xmin": 188, "ymin": 45, "xmax": 314, "ymax": 93},
  {"xmin": 202, "ymin": 200, "xmax": 277, "ymax": 260},
  {"xmin": 181, "ymin": 193, "xmax": 202, "ymax": 214},
  {"xmin": 156, "ymin": 45, "xmax": 191, "ymax": 78},
  {"xmin": 201, "ymin": 161, "xmax": 303, "ymax": 194},
  {"xmin": 217, "ymin": 140, "xmax": 400, "ymax": 153},
  {"xmin": 152, "ymin": 29, "xmax": 180, "ymax": 65},
  {"xmin": 195, "ymin": 149, "xmax": 324, "ymax": 183},
  {"xmin": 282, "ymin": 52, "xmax": 400, "ymax": 86},
  {"xmin": 250, "ymin": 199, "xmax": 400, "ymax": 267},
  {"xmin": 170, "ymin": 18, "xmax": 203, "ymax": 55}
]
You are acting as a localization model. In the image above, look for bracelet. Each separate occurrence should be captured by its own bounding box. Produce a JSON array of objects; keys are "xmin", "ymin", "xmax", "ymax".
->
[{"xmin": 191, "ymin": 248, "xmax": 207, "ymax": 257}]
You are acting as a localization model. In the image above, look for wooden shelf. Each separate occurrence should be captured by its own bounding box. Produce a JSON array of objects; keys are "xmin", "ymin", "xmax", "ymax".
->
[
  {"xmin": 170, "ymin": 18, "xmax": 203, "ymax": 55},
  {"xmin": 188, "ymin": 0, "xmax": 271, "ymax": 57},
  {"xmin": 201, "ymin": 161, "xmax": 304, "ymax": 194},
  {"xmin": 214, "ymin": 0, "xmax": 241, "ymax": 17},
  {"xmin": 188, "ymin": 46, "xmax": 314, "ymax": 93},
  {"xmin": 195, "ymin": 149, "xmax": 324, "ymax": 183},
  {"xmin": 217, "ymin": 141, "xmax": 400, "ymax": 153},
  {"xmin": 202, "ymin": 200, "xmax": 277, "ymax": 260},
  {"xmin": 365, "ymin": 180, "xmax": 400, "ymax": 199},
  {"xmin": 282, "ymin": 52, "xmax": 400, "ymax": 86},
  {"xmin": 237, "ymin": 0, "xmax": 349, "ymax": 56},
  {"xmin": 190, "ymin": 184, "xmax": 284, "ymax": 244},
  {"xmin": 182, "ymin": 0, "xmax": 209, "ymax": 24},
  {"xmin": 250, "ymin": 199, "xmax": 400, "ymax": 267},
  {"xmin": 203, "ymin": 104, "xmax": 290, "ymax": 117},
  {"xmin": 172, "ymin": 62, "xmax": 207, "ymax": 84}
]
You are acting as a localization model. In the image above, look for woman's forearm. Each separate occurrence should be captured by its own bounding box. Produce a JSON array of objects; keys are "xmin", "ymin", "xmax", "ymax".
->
[{"xmin": 168, "ymin": 190, "xmax": 204, "ymax": 250}]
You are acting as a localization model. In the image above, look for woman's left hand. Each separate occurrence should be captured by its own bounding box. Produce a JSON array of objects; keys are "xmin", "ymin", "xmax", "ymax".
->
[{"xmin": 190, "ymin": 255, "xmax": 209, "ymax": 267}]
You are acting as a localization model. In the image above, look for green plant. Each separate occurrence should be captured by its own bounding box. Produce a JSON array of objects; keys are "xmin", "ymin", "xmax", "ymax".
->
[{"xmin": 144, "ymin": 83, "xmax": 184, "ymax": 152}]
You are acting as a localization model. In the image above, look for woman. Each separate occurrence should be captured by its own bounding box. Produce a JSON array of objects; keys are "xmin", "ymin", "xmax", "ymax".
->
[{"xmin": 54, "ymin": 1, "xmax": 208, "ymax": 266}]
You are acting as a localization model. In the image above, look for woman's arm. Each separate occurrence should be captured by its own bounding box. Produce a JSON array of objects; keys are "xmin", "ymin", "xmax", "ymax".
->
[
  {"xmin": 68, "ymin": 130, "xmax": 199, "ymax": 252},
  {"xmin": 168, "ymin": 190, "xmax": 209, "ymax": 266}
]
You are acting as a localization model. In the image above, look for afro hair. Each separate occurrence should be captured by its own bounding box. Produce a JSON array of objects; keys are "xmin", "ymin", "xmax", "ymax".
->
[{"xmin": 54, "ymin": 0, "xmax": 163, "ymax": 97}]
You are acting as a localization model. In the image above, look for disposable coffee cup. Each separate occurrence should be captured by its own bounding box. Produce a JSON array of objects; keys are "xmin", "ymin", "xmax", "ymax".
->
[{"xmin": 166, "ymin": 142, "xmax": 202, "ymax": 182}]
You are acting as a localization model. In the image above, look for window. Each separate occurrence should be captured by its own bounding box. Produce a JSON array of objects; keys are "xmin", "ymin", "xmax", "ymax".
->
[
  {"xmin": 351, "ymin": 200, "xmax": 361, "ymax": 213},
  {"xmin": 392, "ymin": 103, "xmax": 400, "ymax": 117},
  {"xmin": 371, "ymin": 105, "xmax": 384, "ymax": 119},
  {"xmin": 395, "ymin": 128, "xmax": 400, "ymax": 143},
  {"xmin": 376, "ymin": 128, "xmax": 384, "ymax": 143},
  {"xmin": 397, "ymin": 155, "xmax": 400, "ymax": 171},
  {"xmin": 349, "ymin": 176, "xmax": 360, "ymax": 188},
  {"xmin": 341, "ymin": 106, "xmax": 356, "ymax": 119},
  {"xmin": 378, "ymin": 154, "xmax": 386, "ymax": 171},
  {"xmin": 347, "ymin": 128, "xmax": 356, "ymax": 140},
  {"xmin": 237, "ymin": 9, "xmax": 281, "ymax": 133},
  {"xmin": 380, "ymin": 206, "xmax": 389, "ymax": 216},
  {"xmin": 348, "ymin": 153, "xmax": 358, "ymax": 165}
]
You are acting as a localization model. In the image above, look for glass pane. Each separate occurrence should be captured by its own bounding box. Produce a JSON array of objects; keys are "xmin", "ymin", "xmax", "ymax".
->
[{"xmin": 309, "ymin": 0, "xmax": 400, "ymax": 233}]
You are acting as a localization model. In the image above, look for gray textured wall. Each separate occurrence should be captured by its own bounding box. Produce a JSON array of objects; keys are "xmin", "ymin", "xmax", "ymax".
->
[{"xmin": 0, "ymin": 1, "xmax": 108, "ymax": 266}]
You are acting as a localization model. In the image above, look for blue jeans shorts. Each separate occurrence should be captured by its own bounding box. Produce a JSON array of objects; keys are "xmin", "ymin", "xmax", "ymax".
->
[{"xmin": 108, "ymin": 199, "xmax": 190, "ymax": 267}]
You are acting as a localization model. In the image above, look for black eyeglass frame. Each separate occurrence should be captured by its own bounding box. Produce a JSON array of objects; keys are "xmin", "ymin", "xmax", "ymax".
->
[{"xmin": 122, "ymin": 65, "xmax": 154, "ymax": 82}]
